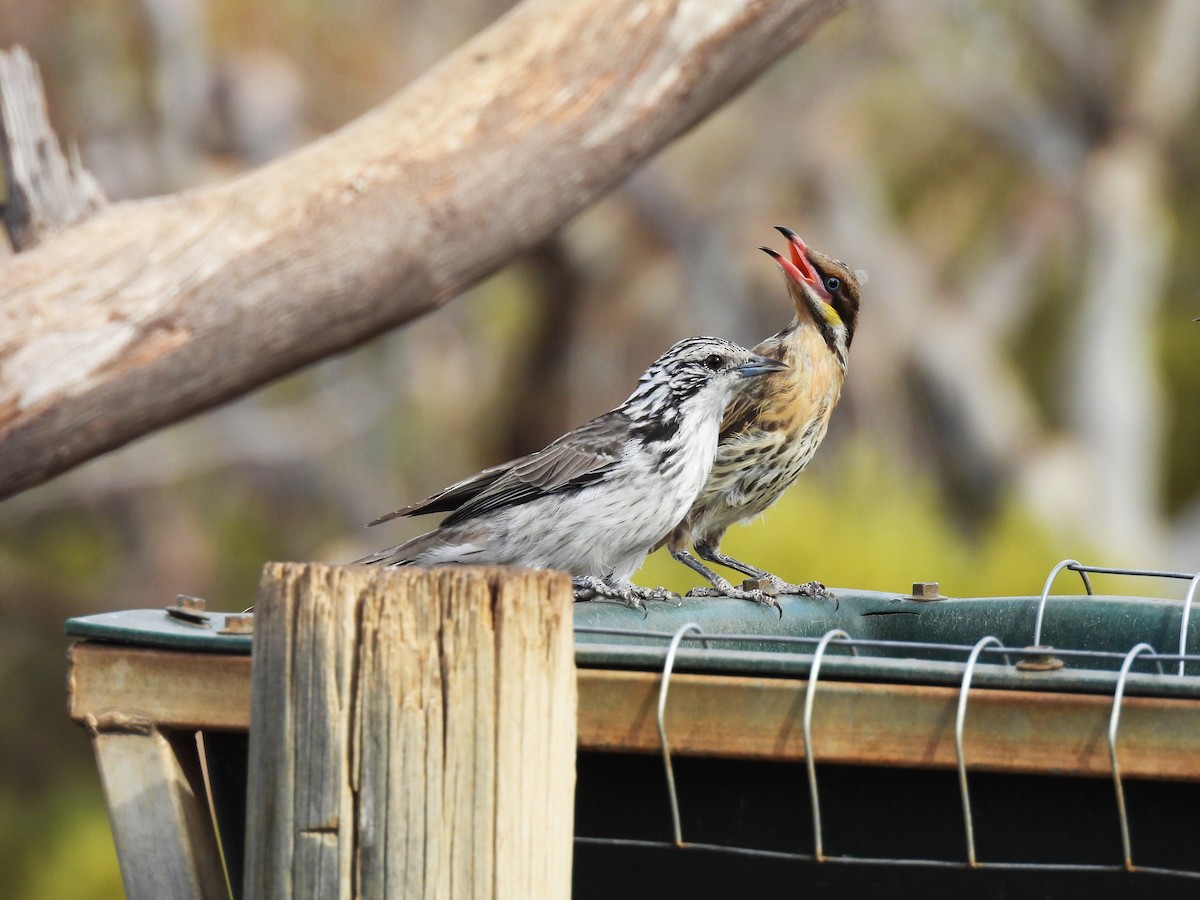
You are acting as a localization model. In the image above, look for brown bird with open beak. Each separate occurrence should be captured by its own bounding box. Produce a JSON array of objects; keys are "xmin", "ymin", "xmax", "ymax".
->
[{"xmin": 660, "ymin": 226, "xmax": 865, "ymax": 613}]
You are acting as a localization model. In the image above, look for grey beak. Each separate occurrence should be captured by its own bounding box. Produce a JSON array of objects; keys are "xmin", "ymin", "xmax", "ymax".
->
[{"xmin": 737, "ymin": 354, "xmax": 788, "ymax": 378}]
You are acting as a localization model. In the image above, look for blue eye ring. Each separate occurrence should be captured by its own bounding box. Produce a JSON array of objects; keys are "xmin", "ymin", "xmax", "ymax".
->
[{"xmin": 824, "ymin": 276, "xmax": 841, "ymax": 292}]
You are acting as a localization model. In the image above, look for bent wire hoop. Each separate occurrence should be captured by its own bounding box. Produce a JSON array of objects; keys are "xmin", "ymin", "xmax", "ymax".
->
[
  {"xmin": 1109, "ymin": 642, "xmax": 1159, "ymax": 870},
  {"xmin": 656, "ymin": 622, "xmax": 707, "ymax": 847},
  {"xmin": 1178, "ymin": 574, "xmax": 1200, "ymax": 677},
  {"xmin": 802, "ymin": 628, "xmax": 856, "ymax": 862},
  {"xmin": 1034, "ymin": 560, "xmax": 1200, "ymax": 672},
  {"xmin": 1032, "ymin": 559, "xmax": 1085, "ymax": 647},
  {"xmin": 955, "ymin": 636, "xmax": 1010, "ymax": 867}
]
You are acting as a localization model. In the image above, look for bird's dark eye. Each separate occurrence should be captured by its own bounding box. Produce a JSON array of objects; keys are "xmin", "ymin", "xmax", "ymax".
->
[
  {"xmin": 703, "ymin": 353, "xmax": 725, "ymax": 371},
  {"xmin": 824, "ymin": 276, "xmax": 841, "ymax": 292}
]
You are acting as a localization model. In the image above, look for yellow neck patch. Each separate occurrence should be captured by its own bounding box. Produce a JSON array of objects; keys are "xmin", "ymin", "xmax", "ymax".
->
[{"xmin": 818, "ymin": 302, "xmax": 843, "ymax": 328}]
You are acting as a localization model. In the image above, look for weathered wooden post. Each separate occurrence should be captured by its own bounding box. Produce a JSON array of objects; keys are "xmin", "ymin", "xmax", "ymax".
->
[{"xmin": 243, "ymin": 563, "xmax": 576, "ymax": 898}]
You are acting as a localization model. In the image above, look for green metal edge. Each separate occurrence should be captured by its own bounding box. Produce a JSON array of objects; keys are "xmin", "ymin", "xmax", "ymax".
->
[
  {"xmin": 65, "ymin": 589, "xmax": 1199, "ymax": 696},
  {"xmin": 573, "ymin": 589, "xmax": 1195, "ymax": 662},
  {"xmin": 575, "ymin": 644, "xmax": 1200, "ymax": 699},
  {"xmin": 572, "ymin": 589, "xmax": 1200, "ymax": 697},
  {"xmin": 66, "ymin": 609, "xmax": 253, "ymax": 654}
]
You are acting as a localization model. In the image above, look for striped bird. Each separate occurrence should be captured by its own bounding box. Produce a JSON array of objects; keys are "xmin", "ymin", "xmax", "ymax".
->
[
  {"xmin": 358, "ymin": 336, "xmax": 787, "ymax": 608},
  {"xmin": 661, "ymin": 227, "xmax": 864, "ymax": 612}
]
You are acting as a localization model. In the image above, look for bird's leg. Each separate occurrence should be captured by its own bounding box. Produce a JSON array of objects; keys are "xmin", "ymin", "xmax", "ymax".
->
[
  {"xmin": 691, "ymin": 541, "xmax": 836, "ymax": 609},
  {"xmin": 671, "ymin": 548, "xmax": 741, "ymax": 595},
  {"xmin": 675, "ymin": 547, "xmax": 783, "ymax": 615},
  {"xmin": 572, "ymin": 575, "xmax": 647, "ymax": 613}
]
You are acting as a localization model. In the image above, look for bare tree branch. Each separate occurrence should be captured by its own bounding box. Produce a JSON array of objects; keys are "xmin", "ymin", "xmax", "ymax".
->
[
  {"xmin": 0, "ymin": 0, "xmax": 849, "ymax": 500},
  {"xmin": 0, "ymin": 46, "xmax": 106, "ymax": 250}
]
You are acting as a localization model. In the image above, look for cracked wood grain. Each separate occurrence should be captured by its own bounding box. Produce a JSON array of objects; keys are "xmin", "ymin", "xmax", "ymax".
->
[{"xmin": 243, "ymin": 563, "xmax": 575, "ymax": 898}]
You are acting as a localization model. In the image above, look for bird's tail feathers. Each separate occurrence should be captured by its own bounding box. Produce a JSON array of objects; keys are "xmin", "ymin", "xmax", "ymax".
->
[
  {"xmin": 352, "ymin": 527, "xmax": 486, "ymax": 568},
  {"xmin": 351, "ymin": 544, "xmax": 417, "ymax": 567},
  {"xmin": 351, "ymin": 529, "xmax": 441, "ymax": 567}
]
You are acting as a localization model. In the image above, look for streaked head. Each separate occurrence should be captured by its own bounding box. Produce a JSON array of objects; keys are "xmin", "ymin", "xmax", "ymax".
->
[
  {"xmin": 626, "ymin": 336, "xmax": 787, "ymax": 433},
  {"xmin": 760, "ymin": 226, "xmax": 864, "ymax": 361}
]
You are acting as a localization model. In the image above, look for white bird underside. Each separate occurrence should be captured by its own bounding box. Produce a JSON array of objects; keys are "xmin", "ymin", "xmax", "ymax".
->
[
  {"xmin": 371, "ymin": 413, "xmax": 720, "ymax": 580},
  {"xmin": 686, "ymin": 413, "xmax": 832, "ymax": 540}
]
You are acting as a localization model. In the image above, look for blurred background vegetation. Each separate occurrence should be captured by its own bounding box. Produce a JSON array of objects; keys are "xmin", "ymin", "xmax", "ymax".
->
[{"xmin": 2, "ymin": 1, "xmax": 1199, "ymax": 896}]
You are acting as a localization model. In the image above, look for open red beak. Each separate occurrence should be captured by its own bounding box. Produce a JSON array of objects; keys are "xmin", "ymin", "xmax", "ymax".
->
[
  {"xmin": 759, "ymin": 226, "xmax": 829, "ymax": 298},
  {"xmin": 775, "ymin": 225, "xmax": 824, "ymax": 290}
]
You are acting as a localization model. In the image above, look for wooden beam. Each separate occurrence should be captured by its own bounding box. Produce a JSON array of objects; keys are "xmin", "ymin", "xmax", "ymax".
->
[
  {"xmin": 70, "ymin": 643, "xmax": 1200, "ymax": 782},
  {"xmin": 576, "ymin": 669, "xmax": 1200, "ymax": 781},
  {"xmin": 0, "ymin": 0, "xmax": 847, "ymax": 499},
  {"xmin": 241, "ymin": 563, "xmax": 576, "ymax": 898},
  {"xmin": 68, "ymin": 642, "xmax": 252, "ymax": 731},
  {"xmin": 84, "ymin": 720, "xmax": 227, "ymax": 900}
]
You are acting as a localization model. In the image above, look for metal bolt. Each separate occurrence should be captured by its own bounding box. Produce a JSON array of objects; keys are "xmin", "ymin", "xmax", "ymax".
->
[
  {"xmin": 166, "ymin": 594, "xmax": 211, "ymax": 625},
  {"xmin": 176, "ymin": 594, "xmax": 206, "ymax": 611},
  {"xmin": 1016, "ymin": 645, "xmax": 1065, "ymax": 672},
  {"xmin": 219, "ymin": 613, "xmax": 255, "ymax": 636},
  {"xmin": 903, "ymin": 581, "xmax": 946, "ymax": 601}
]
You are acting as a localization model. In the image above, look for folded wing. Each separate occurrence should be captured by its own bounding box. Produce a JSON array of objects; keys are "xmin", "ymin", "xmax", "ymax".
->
[{"xmin": 368, "ymin": 412, "xmax": 631, "ymax": 529}]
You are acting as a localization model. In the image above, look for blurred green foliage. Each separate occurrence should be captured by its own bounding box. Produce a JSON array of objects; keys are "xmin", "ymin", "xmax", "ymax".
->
[{"xmin": 0, "ymin": 780, "xmax": 123, "ymax": 900}]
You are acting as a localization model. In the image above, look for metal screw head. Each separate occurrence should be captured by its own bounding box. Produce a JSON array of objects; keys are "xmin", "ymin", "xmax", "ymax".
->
[
  {"xmin": 902, "ymin": 581, "xmax": 947, "ymax": 601},
  {"xmin": 175, "ymin": 594, "xmax": 206, "ymax": 611},
  {"xmin": 219, "ymin": 613, "xmax": 255, "ymax": 636},
  {"xmin": 1016, "ymin": 645, "xmax": 1065, "ymax": 672},
  {"xmin": 166, "ymin": 595, "xmax": 211, "ymax": 625}
]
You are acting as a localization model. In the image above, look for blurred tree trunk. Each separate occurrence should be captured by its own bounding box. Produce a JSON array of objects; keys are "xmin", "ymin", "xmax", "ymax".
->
[
  {"xmin": 500, "ymin": 239, "xmax": 584, "ymax": 460},
  {"xmin": 1062, "ymin": 0, "xmax": 1200, "ymax": 559},
  {"xmin": 826, "ymin": 0, "xmax": 1200, "ymax": 563},
  {"xmin": 0, "ymin": 0, "xmax": 848, "ymax": 500}
]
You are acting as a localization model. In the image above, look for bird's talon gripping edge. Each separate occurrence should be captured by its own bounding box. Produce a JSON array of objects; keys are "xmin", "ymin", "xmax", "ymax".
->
[
  {"xmin": 572, "ymin": 576, "xmax": 651, "ymax": 615},
  {"xmin": 686, "ymin": 584, "xmax": 783, "ymax": 617},
  {"xmin": 745, "ymin": 590, "xmax": 784, "ymax": 618},
  {"xmin": 769, "ymin": 579, "xmax": 839, "ymax": 611},
  {"xmin": 683, "ymin": 572, "xmax": 836, "ymax": 617},
  {"xmin": 633, "ymin": 585, "xmax": 684, "ymax": 607}
]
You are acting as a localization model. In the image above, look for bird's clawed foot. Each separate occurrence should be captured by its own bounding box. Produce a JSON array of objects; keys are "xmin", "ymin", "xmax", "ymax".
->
[
  {"xmin": 632, "ymin": 585, "xmax": 684, "ymax": 607},
  {"xmin": 769, "ymin": 578, "xmax": 838, "ymax": 610},
  {"xmin": 573, "ymin": 577, "xmax": 680, "ymax": 614},
  {"xmin": 686, "ymin": 576, "xmax": 837, "ymax": 616},
  {"xmin": 573, "ymin": 576, "xmax": 642, "ymax": 610},
  {"xmin": 686, "ymin": 576, "xmax": 784, "ymax": 617}
]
